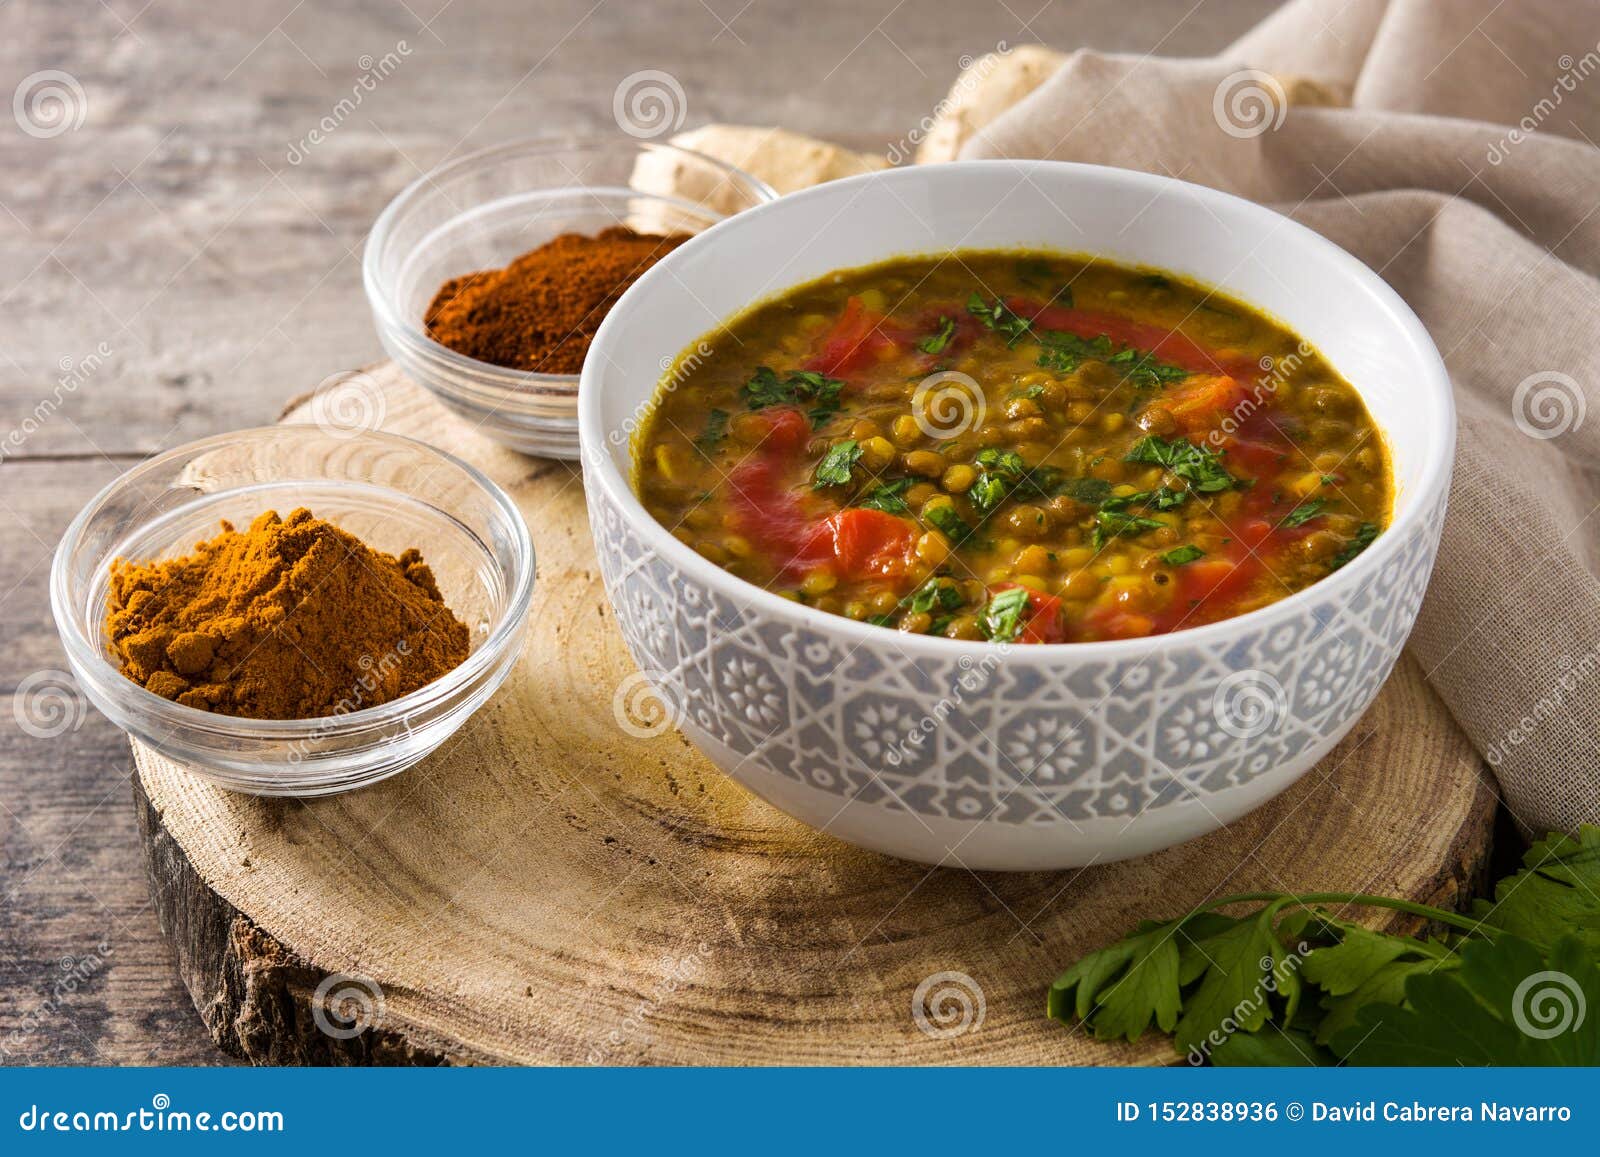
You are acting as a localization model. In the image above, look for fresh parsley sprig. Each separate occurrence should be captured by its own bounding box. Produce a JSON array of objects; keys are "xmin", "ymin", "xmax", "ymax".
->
[{"xmin": 1048, "ymin": 826, "xmax": 1600, "ymax": 1065}]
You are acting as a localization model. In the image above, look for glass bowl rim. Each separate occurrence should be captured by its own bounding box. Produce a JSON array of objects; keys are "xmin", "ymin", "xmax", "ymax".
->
[
  {"xmin": 361, "ymin": 133, "xmax": 780, "ymax": 392},
  {"xmin": 50, "ymin": 424, "xmax": 536, "ymax": 739}
]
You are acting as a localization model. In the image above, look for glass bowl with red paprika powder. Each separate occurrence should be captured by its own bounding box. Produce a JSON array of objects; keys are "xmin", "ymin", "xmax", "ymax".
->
[{"xmin": 363, "ymin": 136, "xmax": 776, "ymax": 460}]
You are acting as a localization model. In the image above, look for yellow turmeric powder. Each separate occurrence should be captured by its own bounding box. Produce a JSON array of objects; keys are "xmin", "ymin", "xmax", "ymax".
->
[{"xmin": 105, "ymin": 508, "xmax": 471, "ymax": 720}]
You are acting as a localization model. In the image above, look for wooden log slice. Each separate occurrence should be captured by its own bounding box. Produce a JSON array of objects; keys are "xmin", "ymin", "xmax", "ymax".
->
[{"xmin": 133, "ymin": 363, "xmax": 1496, "ymax": 1065}]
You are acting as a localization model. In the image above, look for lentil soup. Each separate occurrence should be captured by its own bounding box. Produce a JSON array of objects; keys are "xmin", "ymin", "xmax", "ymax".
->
[{"xmin": 634, "ymin": 251, "xmax": 1392, "ymax": 644}]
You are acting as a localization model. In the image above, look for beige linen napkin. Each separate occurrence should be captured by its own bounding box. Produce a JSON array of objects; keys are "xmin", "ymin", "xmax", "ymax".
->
[{"xmin": 960, "ymin": 0, "xmax": 1600, "ymax": 837}]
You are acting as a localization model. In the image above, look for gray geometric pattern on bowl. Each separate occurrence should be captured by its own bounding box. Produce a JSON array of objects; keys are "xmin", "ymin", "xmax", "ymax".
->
[{"xmin": 589, "ymin": 483, "xmax": 1445, "ymax": 825}]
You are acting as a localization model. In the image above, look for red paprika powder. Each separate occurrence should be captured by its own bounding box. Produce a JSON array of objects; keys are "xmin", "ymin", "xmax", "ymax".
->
[{"xmin": 424, "ymin": 226, "xmax": 689, "ymax": 374}]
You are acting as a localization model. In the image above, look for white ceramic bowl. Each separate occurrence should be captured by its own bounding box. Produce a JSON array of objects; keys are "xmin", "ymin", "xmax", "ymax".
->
[{"xmin": 579, "ymin": 161, "xmax": 1454, "ymax": 870}]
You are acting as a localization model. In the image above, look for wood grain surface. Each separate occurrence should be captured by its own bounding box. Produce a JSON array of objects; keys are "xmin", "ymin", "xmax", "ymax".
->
[
  {"xmin": 129, "ymin": 366, "xmax": 1496, "ymax": 1066},
  {"xmin": 0, "ymin": 0, "xmax": 1369, "ymax": 1065}
]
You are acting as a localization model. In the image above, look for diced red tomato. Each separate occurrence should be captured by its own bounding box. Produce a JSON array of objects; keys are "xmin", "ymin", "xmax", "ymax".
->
[
  {"xmin": 803, "ymin": 296, "xmax": 911, "ymax": 376},
  {"xmin": 1168, "ymin": 374, "xmax": 1247, "ymax": 435},
  {"xmin": 806, "ymin": 508, "xmax": 917, "ymax": 581},
  {"xmin": 726, "ymin": 457, "xmax": 915, "ymax": 582},
  {"xmin": 1087, "ymin": 612, "xmax": 1156, "ymax": 641},
  {"xmin": 1171, "ymin": 551, "xmax": 1266, "ymax": 627},
  {"xmin": 727, "ymin": 454, "xmax": 814, "ymax": 569},
  {"xmin": 746, "ymin": 405, "xmax": 811, "ymax": 456}
]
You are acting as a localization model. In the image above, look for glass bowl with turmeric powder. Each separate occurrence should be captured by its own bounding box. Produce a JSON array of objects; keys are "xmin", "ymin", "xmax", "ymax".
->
[
  {"xmin": 364, "ymin": 136, "xmax": 776, "ymax": 460},
  {"xmin": 50, "ymin": 426, "xmax": 535, "ymax": 796}
]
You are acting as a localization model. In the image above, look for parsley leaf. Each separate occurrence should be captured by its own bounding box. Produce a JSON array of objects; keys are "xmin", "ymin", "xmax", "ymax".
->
[
  {"xmin": 1105, "ymin": 345, "xmax": 1190, "ymax": 388},
  {"xmin": 1284, "ymin": 498, "xmax": 1327, "ymax": 527},
  {"xmin": 1055, "ymin": 477, "xmax": 1114, "ymax": 506},
  {"xmin": 1160, "ymin": 545, "xmax": 1205, "ymax": 566},
  {"xmin": 812, "ymin": 440, "xmax": 861, "ymax": 489},
  {"xmin": 1047, "ymin": 918, "xmax": 1184, "ymax": 1042},
  {"xmin": 1093, "ymin": 509, "xmax": 1165, "ymax": 548},
  {"xmin": 908, "ymin": 577, "xmax": 963, "ymax": 616},
  {"xmin": 1471, "ymin": 826, "xmax": 1600, "ymax": 952},
  {"xmin": 1035, "ymin": 330, "xmax": 1187, "ymax": 387},
  {"xmin": 695, "ymin": 408, "xmax": 728, "ymax": 450},
  {"xmin": 1036, "ymin": 330, "xmax": 1114, "ymax": 373},
  {"xmin": 1329, "ymin": 522, "xmax": 1379, "ymax": 570},
  {"xmin": 978, "ymin": 586, "xmax": 1032, "ymax": 642},
  {"xmin": 925, "ymin": 504, "xmax": 975, "ymax": 546},
  {"xmin": 1047, "ymin": 824, "xmax": 1600, "ymax": 1066},
  {"xmin": 857, "ymin": 478, "xmax": 912, "ymax": 514},
  {"xmin": 967, "ymin": 293, "xmax": 1033, "ymax": 346},
  {"xmin": 1103, "ymin": 486, "xmax": 1188, "ymax": 513},
  {"xmin": 969, "ymin": 472, "xmax": 1010, "ymax": 514},
  {"xmin": 1124, "ymin": 435, "xmax": 1237, "ymax": 493},
  {"xmin": 916, "ymin": 316, "xmax": 956, "ymax": 355},
  {"xmin": 741, "ymin": 366, "xmax": 845, "ymax": 428},
  {"xmin": 1331, "ymin": 934, "xmax": 1600, "ymax": 1066}
]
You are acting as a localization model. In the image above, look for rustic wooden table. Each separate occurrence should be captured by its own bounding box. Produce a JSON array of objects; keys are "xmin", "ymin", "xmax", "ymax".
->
[{"xmin": 0, "ymin": 0, "xmax": 1276, "ymax": 1064}]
